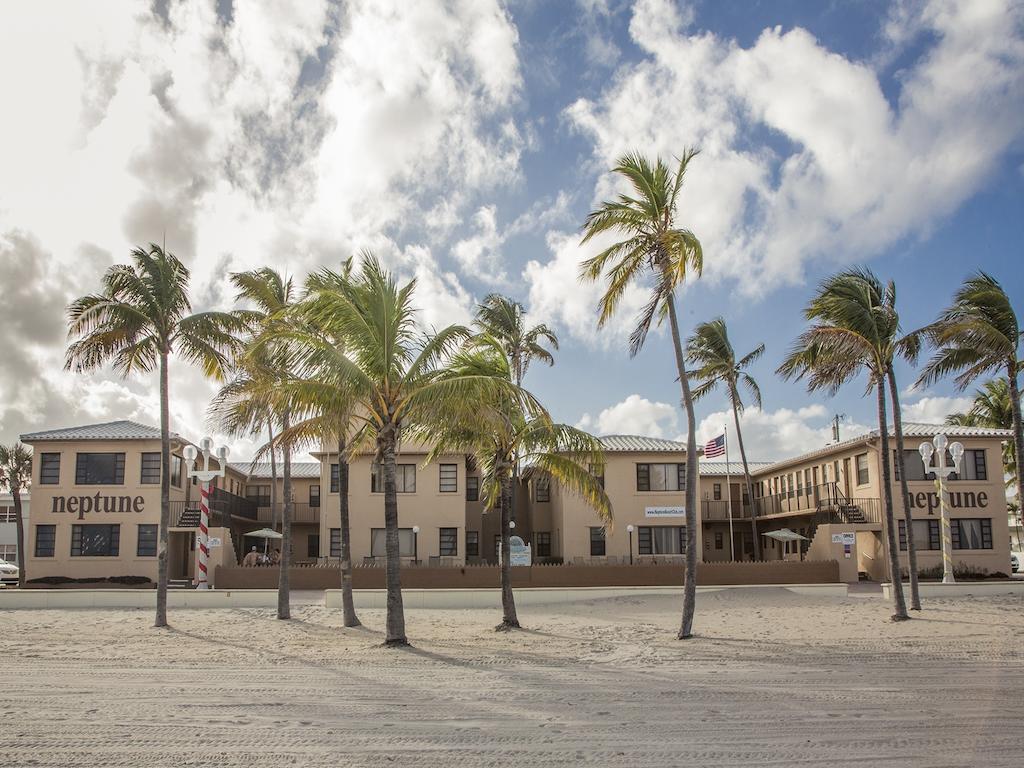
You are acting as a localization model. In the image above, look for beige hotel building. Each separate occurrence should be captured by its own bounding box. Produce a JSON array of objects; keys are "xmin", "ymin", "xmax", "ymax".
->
[{"xmin": 19, "ymin": 419, "xmax": 1014, "ymax": 585}]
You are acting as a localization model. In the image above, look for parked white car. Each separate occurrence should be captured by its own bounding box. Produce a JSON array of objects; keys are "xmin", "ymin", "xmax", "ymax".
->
[
  {"xmin": 1012, "ymin": 552, "xmax": 1021, "ymax": 574},
  {"xmin": 0, "ymin": 558, "xmax": 18, "ymax": 587}
]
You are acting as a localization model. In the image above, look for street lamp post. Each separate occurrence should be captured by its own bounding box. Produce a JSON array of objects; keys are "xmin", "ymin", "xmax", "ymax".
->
[
  {"xmin": 626, "ymin": 524, "xmax": 634, "ymax": 565},
  {"xmin": 919, "ymin": 433, "xmax": 964, "ymax": 585},
  {"xmin": 412, "ymin": 525, "xmax": 420, "ymax": 565},
  {"xmin": 182, "ymin": 438, "xmax": 229, "ymax": 590}
]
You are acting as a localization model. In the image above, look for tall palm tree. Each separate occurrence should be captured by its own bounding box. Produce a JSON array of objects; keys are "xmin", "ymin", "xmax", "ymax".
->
[
  {"xmin": 66, "ymin": 244, "xmax": 240, "ymax": 628},
  {"xmin": 430, "ymin": 338, "xmax": 610, "ymax": 629},
  {"xmin": 687, "ymin": 318, "xmax": 764, "ymax": 560},
  {"xmin": 283, "ymin": 254, "xmax": 519, "ymax": 646},
  {"xmin": 227, "ymin": 268, "xmax": 298, "ymax": 621},
  {"xmin": 778, "ymin": 268, "xmax": 911, "ymax": 621},
  {"xmin": 579, "ymin": 150, "xmax": 704, "ymax": 639},
  {"xmin": 919, "ymin": 272, "xmax": 1023, "ymax": 519},
  {"xmin": 0, "ymin": 444, "xmax": 32, "ymax": 588},
  {"xmin": 946, "ymin": 378, "xmax": 1018, "ymax": 487},
  {"xmin": 474, "ymin": 294, "xmax": 558, "ymax": 387}
]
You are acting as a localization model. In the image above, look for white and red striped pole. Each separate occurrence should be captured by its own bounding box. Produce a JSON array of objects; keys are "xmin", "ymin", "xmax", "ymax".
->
[{"xmin": 183, "ymin": 438, "xmax": 228, "ymax": 590}]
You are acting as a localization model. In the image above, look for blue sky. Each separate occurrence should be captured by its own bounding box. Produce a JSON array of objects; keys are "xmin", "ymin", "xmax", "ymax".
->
[{"xmin": 0, "ymin": 0, "xmax": 1021, "ymax": 461}]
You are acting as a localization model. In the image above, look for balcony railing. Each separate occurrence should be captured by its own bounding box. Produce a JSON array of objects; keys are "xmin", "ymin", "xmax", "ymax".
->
[
  {"xmin": 753, "ymin": 482, "xmax": 849, "ymax": 517},
  {"xmin": 255, "ymin": 503, "xmax": 320, "ymax": 525},
  {"xmin": 701, "ymin": 500, "xmax": 754, "ymax": 520}
]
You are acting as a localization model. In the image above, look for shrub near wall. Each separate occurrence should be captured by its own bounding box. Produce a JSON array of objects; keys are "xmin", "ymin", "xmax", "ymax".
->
[{"xmin": 215, "ymin": 560, "xmax": 840, "ymax": 590}]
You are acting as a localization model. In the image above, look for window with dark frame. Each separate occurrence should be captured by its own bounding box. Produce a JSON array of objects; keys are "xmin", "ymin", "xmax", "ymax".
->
[
  {"xmin": 535, "ymin": 531, "xmax": 551, "ymax": 557},
  {"xmin": 246, "ymin": 485, "xmax": 271, "ymax": 507},
  {"xmin": 535, "ymin": 477, "xmax": 550, "ymax": 502},
  {"xmin": 371, "ymin": 463, "xmax": 416, "ymax": 493},
  {"xmin": 308, "ymin": 534, "xmax": 320, "ymax": 558},
  {"xmin": 898, "ymin": 519, "xmax": 940, "ymax": 551},
  {"xmin": 75, "ymin": 453, "xmax": 125, "ymax": 485},
  {"xmin": 466, "ymin": 531, "xmax": 479, "ymax": 557},
  {"xmin": 713, "ymin": 483, "xmax": 722, "ymax": 500},
  {"xmin": 330, "ymin": 463, "xmax": 339, "ymax": 493},
  {"xmin": 329, "ymin": 528, "xmax": 341, "ymax": 558},
  {"xmin": 71, "ymin": 524, "xmax": 120, "ymax": 556},
  {"xmin": 466, "ymin": 476, "xmax": 480, "ymax": 502},
  {"xmin": 637, "ymin": 525, "xmax": 687, "ymax": 555},
  {"xmin": 855, "ymin": 453, "xmax": 869, "ymax": 485},
  {"xmin": 589, "ymin": 527, "xmax": 606, "ymax": 556},
  {"xmin": 171, "ymin": 455, "xmax": 183, "ymax": 488},
  {"xmin": 951, "ymin": 518, "xmax": 993, "ymax": 550},
  {"xmin": 35, "ymin": 524, "xmax": 56, "ymax": 557},
  {"xmin": 40, "ymin": 453, "xmax": 61, "ymax": 484},
  {"xmin": 439, "ymin": 464, "xmax": 458, "ymax": 493},
  {"xmin": 439, "ymin": 527, "xmax": 457, "ymax": 556},
  {"xmin": 589, "ymin": 463, "xmax": 605, "ymax": 488},
  {"xmin": 140, "ymin": 452, "xmax": 161, "ymax": 484},
  {"xmin": 636, "ymin": 463, "xmax": 686, "ymax": 492},
  {"xmin": 971, "ymin": 449, "xmax": 987, "ymax": 481},
  {"xmin": 714, "ymin": 531, "xmax": 723, "ymax": 549},
  {"xmin": 309, "ymin": 484, "xmax": 321, "ymax": 507},
  {"xmin": 137, "ymin": 524, "xmax": 158, "ymax": 557}
]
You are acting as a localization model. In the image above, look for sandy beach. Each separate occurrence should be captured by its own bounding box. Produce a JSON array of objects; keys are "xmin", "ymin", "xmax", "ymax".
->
[{"xmin": 2, "ymin": 587, "xmax": 1022, "ymax": 767}]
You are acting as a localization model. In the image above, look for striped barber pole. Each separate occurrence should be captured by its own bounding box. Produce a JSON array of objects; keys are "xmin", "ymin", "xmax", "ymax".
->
[{"xmin": 196, "ymin": 482, "xmax": 210, "ymax": 589}]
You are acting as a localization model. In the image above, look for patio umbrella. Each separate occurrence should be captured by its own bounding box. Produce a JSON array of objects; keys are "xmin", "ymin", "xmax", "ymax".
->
[
  {"xmin": 245, "ymin": 527, "xmax": 283, "ymax": 554},
  {"xmin": 763, "ymin": 528, "xmax": 810, "ymax": 561}
]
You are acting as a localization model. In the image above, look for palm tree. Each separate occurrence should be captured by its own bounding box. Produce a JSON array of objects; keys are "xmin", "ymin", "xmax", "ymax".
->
[
  {"xmin": 778, "ymin": 268, "xmax": 910, "ymax": 621},
  {"xmin": 227, "ymin": 268, "xmax": 298, "ymax": 621},
  {"xmin": 282, "ymin": 254, "xmax": 519, "ymax": 645},
  {"xmin": 687, "ymin": 318, "xmax": 764, "ymax": 560},
  {"xmin": 474, "ymin": 294, "xmax": 558, "ymax": 387},
  {"xmin": 579, "ymin": 150, "xmax": 704, "ymax": 639},
  {"xmin": 65, "ymin": 244, "xmax": 240, "ymax": 628},
  {"xmin": 0, "ymin": 444, "xmax": 32, "ymax": 588},
  {"xmin": 946, "ymin": 378, "xmax": 1018, "ymax": 487},
  {"xmin": 919, "ymin": 273, "xmax": 1023, "ymax": 519},
  {"xmin": 431, "ymin": 338, "xmax": 610, "ymax": 629}
]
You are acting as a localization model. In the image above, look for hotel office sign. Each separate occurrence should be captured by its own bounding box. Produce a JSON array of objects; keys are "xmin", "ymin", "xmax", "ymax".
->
[
  {"xmin": 51, "ymin": 494, "xmax": 145, "ymax": 519},
  {"xmin": 645, "ymin": 506, "xmax": 686, "ymax": 518}
]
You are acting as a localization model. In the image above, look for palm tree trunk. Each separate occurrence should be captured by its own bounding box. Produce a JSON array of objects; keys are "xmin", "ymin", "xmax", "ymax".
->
[
  {"xmin": 338, "ymin": 434, "xmax": 360, "ymax": 627},
  {"xmin": 888, "ymin": 369, "xmax": 921, "ymax": 610},
  {"xmin": 380, "ymin": 427, "xmax": 408, "ymax": 646},
  {"xmin": 277, "ymin": 410, "xmax": 292, "ymax": 620},
  {"xmin": 268, "ymin": 422, "xmax": 278, "ymax": 532},
  {"xmin": 730, "ymin": 385, "xmax": 760, "ymax": 560},
  {"xmin": 497, "ymin": 470, "xmax": 520, "ymax": 630},
  {"xmin": 12, "ymin": 484, "xmax": 26, "ymax": 588},
  {"xmin": 664, "ymin": 289, "xmax": 699, "ymax": 639},
  {"xmin": 1007, "ymin": 360, "xmax": 1024, "ymax": 546},
  {"xmin": 155, "ymin": 349, "xmax": 171, "ymax": 628},
  {"xmin": 877, "ymin": 377, "xmax": 909, "ymax": 621}
]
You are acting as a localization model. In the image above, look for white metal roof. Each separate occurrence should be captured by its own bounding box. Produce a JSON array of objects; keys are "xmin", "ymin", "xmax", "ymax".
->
[
  {"xmin": 20, "ymin": 420, "xmax": 178, "ymax": 442},
  {"xmin": 699, "ymin": 461, "xmax": 774, "ymax": 476},
  {"xmin": 598, "ymin": 435, "xmax": 689, "ymax": 453},
  {"xmin": 228, "ymin": 462, "xmax": 322, "ymax": 480}
]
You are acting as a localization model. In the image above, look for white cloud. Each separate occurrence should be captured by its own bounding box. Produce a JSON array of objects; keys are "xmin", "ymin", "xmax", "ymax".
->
[
  {"xmin": 577, "ymin": 394, "xmax": 678, "ymax": 438},
  {"xmin": 544, "ymin": 0, "xmax": 1024, "ymax": 322},
  {"xmin": 901, "ymin": 395, "xmax": 973, "ymax": 424}
]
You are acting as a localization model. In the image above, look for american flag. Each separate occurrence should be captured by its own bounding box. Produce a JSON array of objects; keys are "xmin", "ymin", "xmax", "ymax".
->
[{"xmin": 704, "ymin": 434, "xmax": 726, "ymax": 458}]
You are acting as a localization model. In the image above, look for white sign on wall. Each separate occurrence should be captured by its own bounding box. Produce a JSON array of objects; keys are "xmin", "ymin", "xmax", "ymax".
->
[
  {"xmin": 499, "ymin": 536, "xmax": 532, "ymax": 566},
  {"xmin": 645, "ymin": 506, "xmax": 686, "ymax": 518},
  {"xmin": 830, "ymin": 533, "xmax": 855, "ymax": 544},
  {"xmin": 208, "ymin": 537, "xmax": 222, "ymax": 548}
]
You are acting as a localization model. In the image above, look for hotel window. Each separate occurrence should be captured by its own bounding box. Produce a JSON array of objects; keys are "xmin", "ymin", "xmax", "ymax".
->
[
  {"xmin": 0, "ymin": 544, "xmax": 16, "ymax": 565},
  {"xmin": 535, "ymin": 477, "xmax": 550, "ymax": 502},
  {"xmin": 796, "ymin": 471, "xmax": 803, "ymax": 497},
  {"xmin": 439, "ymin": 464, "xmax": 458, "ymax": 493},
  {"xmin": 330, "ymin": 463, "xmax": 339, "ymax": 493},
  {"xmin": 246, "ymin": 485, "xmax": 271, "ymax": 507},
  {"xmin": 466, "ymin": 531, "xmax": 480, "ymax": 557},
  {"xmin": 370, "ymin": 528, "xmax": 415, "ymax": 557},
  {"xmin": 34, "ymin": 525, "xmax": 56, "ymax": 557},
  {"xmin": 961, "ymin": 449, "xmax": 987, "ymax": 481},
  {"xmin": 140, "ymin": 452, "xmax": 161, "ymax": 484},
  {"xmin": 171, "ymin": 455, "xmax": 183, "ymax": 488},
  {"xmin": 898, "ymin": 519, "xmax": 940, "ymax": 551},
  {"xmin": 895, "ymin": 450, "xmax": 928, "ymax": 481},
  {"xmin": 371, "ymin": 463, "xmax": 416, "ymax": 493},
  {"xmin": 309, "ymin": 484, "xmax": 321, "ymax": 508},
  {"xmin": 951, "ymin": 518, "xmax": 993, "ymax": 550},
  {"xmin": 71, "ymin": 524, "xmax": 120, "ymax": 557},
  {"xmin": 466, "ymin": 476, "xmax": 480, "ymax": 502},
  {"xmin": 137, "ymin": 524, "xmax": 158, "ymax": 557},
  {"xmin": 589, "ymin": 463, "xmax": 605, "ymax": 488},
  {"xmin": 713, "ymin": 483, "xmax": 722, "ymax": 501},
  {"xmin": 308, "ymin": 534, "xmax": 320, "ymax": 558},
  {"xmin": 535, "ymin": 532, "xmax": 552, "ymax": 557},
  {"xmin": 637, "ymin": 526, "xmax": 687, "ymax": 555},
  {"xmin": 0, "ymin": 506, "xmax": 15, "ymax": 523},
  {"xmin": 636, "ymin": 463, "xmax": 686, "ymax": 492},
  {"xmin": 75, "ymin": 452, "xmax": 125, "ymax": 485},
  {"xmin": 40, "ymin": 452, "xmax": 60, "ymax": 484},
  {"xmin": 589, "ymin": 527, "xmax": 606, "ymax": 556},
  {"xmin": 494, "ymin": 534, "xmax": 503, "ymax": 558},
  {"xmin": 714, "ymin": 531, "xmax": 723, "ymax": 550},
  {"xmin": 439, "ymin": 527, "xmax": 458, "ymax": 556},
  {"xmin": 805, "ymin": 469, "xmax": 812, "ymax": 492},
  {"xmin": 855, "ymin": 454, "xmax": 869, "ymax": 486},
  {"xmin": 329, "ymin": 528, "xmax": 341, "ymax": 558},
  {"xmin": 786, "ymin": 474, "xmax": 794, "ymax": 498}
]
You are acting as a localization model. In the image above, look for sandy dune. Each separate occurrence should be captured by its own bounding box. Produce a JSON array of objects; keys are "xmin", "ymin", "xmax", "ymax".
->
[{"xmin": 1, "ymin": 588, "xmax": 1022, "ymax": 767}]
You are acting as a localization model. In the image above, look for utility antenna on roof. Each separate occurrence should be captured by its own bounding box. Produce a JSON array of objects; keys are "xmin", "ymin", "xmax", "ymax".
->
[{"xmin": 831, "ymin": 414, "xmax": 847, "ymax": 444}]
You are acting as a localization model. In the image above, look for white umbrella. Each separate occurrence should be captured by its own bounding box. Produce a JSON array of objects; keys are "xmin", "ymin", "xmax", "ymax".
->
[
  {"xmin": 244, "ymin": 527, "xmax": 283, "ymax": 556},
  {"xmin": 763, "ymin": 528, "xmax": 810, "ymax": 561}
]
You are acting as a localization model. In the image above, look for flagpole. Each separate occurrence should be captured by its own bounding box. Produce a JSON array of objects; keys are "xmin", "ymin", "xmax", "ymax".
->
[{"xmin": 725, "ymin": 425, "xmax": 735, "ymax": 561}]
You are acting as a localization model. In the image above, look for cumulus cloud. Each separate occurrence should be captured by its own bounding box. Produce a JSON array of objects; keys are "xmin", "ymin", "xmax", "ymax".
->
[
  {"xmin": 901, "ymin": 395, "xmax": 974, "ymax": 425},
  {"xmin": 577, "ymin": 394, "xmax": 679, "ymax": 438},
  {"xmin": 527, "ymin": 0, "xmax": 1024, "ymax": 343}
]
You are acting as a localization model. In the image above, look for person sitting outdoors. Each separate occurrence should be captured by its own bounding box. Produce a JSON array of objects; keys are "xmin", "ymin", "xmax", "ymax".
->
[
  {"xmin": 269, "ymin": 548, "xmax": 281, "ymax": 565},
  {"xmin": 242, "ymin": 546, "xmax": 260, "ymax": 567}
]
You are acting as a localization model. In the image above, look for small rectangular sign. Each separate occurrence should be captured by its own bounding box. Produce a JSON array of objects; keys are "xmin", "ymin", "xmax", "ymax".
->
[
  {"xmin": 831, "ymin": 533, "xmax": 855, "ymax": 544},
  {"xmin": 208, "ymin": 537, "xmax": 222, "ymax": 548},
  {"xmin": 645, "ymin": 506, "xmax": 685, "ymax": 518}
]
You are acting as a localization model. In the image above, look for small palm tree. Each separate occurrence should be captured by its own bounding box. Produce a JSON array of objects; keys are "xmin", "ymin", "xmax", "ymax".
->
[
  {"xmin": 778, "ymin": 268, "xmax": 911, "ymax": 621},
  {"xmin": 0, "ymin": 444, "xmax": 32, "ymax": 588},
  {"xmin": 687, "ymin": 318, "xmax": 764, "ymax": 560},
  {"xmin": 918, "ymin": 273, "xmax": 1023, "ymax": 521},
  {"xmin": 66, "ymin": 244, "xmax": 240, "ymax": 627},
  {"xmin": 579, "ymin": 150, "xmax": 704, "ymax": 639},
  {"xmin": 946, "ymin": 378, "xmax": 1018, "ymax": 487},
  {"xmin": 283, "ymin": 254, "xmax": 519, "ymax": 645}
]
